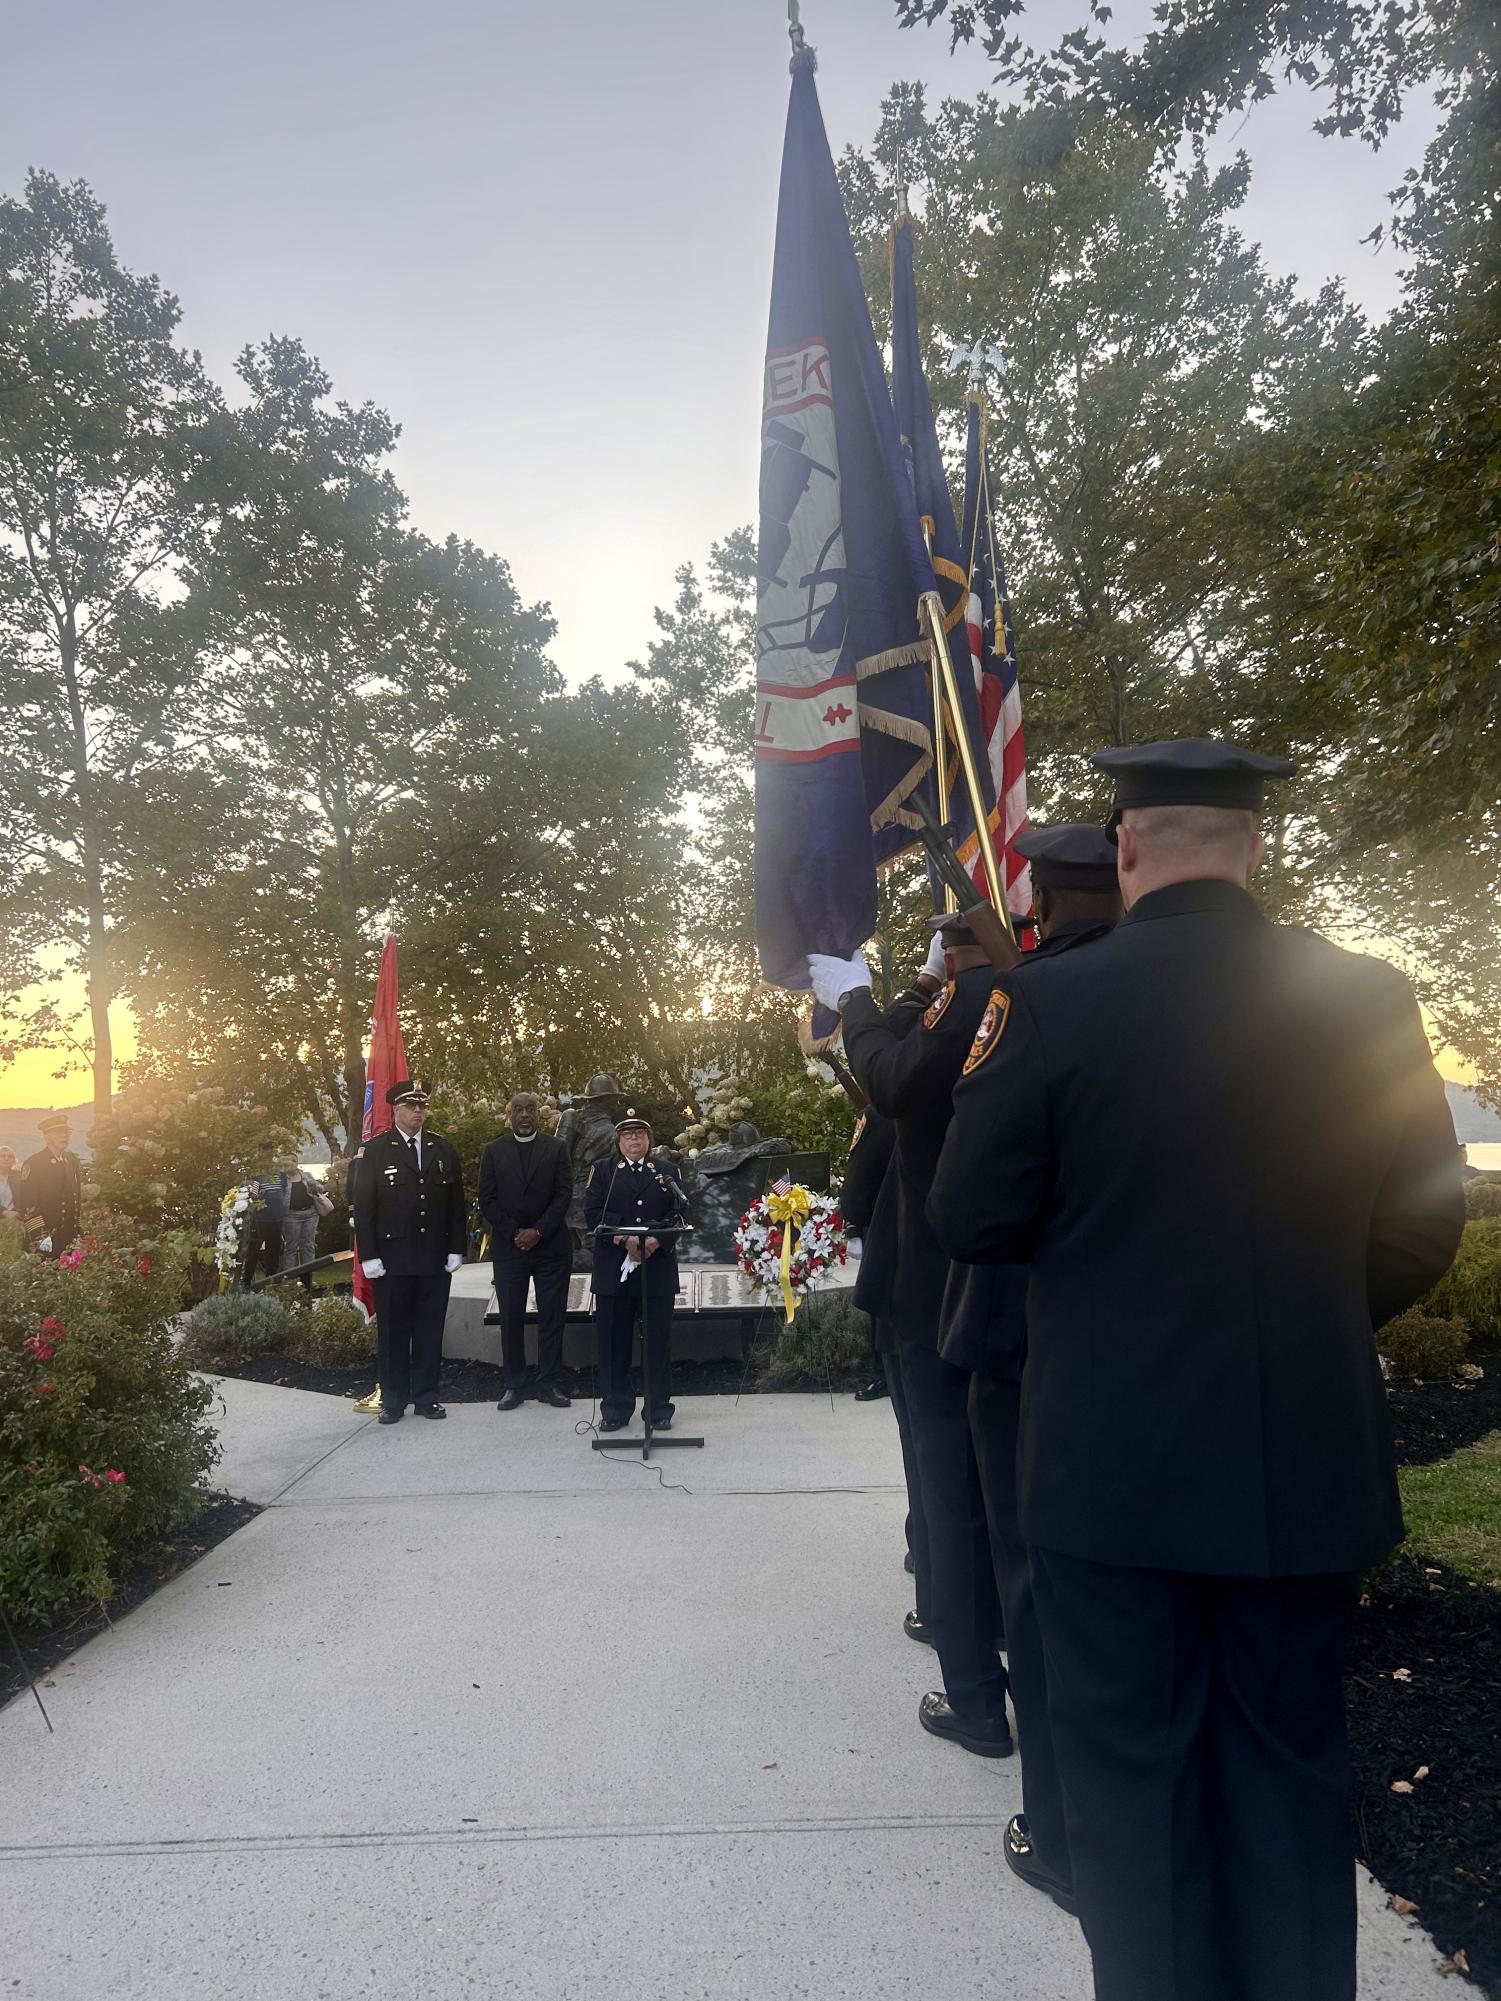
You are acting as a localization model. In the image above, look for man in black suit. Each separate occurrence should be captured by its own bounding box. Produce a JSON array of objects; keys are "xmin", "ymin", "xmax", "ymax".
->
[
  {"xmin": 352, "ymin": 1079, "xmax": 468, "ymax": 1425},
  {"xmin": 931, "ymin": 740, "xmax": 1466, "ymax": 2001},
  {"xmin": 478, "ymin": 1091, "xmax": 574, "ymax": 1411}
]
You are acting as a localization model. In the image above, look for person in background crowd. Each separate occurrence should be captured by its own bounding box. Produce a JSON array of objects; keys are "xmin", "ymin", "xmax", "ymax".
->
[
  {"xmin": 238, "ymin": 1173, "xmax": 284, "ymax": 1289},
  {"xmin": 585, "ymin": 1109, "xmax": 689, "ymax": 1432},
  {"xmin": 932, "ymin": 740, "xmax": 1466, "ymax": 2001},
  {"xmin": 19, "ymin": 1114, "xmax": 83, "ymax": 1257},
  {"xmin": 353, "ymin": 1079, "xmax": 467, "ymax": 1424},
  {"xmin": 0, "ymin": 1145, "xmax": 20, "ymax": 1221},
  {"xmin": 479, "ymin": 1091, "xmax": 574, "ymax": 1410},
  {"xmin": 275, "ymin": 1158, "xmax": 334, "ymax": 1288}
]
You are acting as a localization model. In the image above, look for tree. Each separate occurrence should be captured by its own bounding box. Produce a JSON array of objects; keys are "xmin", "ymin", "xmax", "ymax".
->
[{"xmin": 0, "ymin": 171, "xmax": 224, "ymax": 1118}]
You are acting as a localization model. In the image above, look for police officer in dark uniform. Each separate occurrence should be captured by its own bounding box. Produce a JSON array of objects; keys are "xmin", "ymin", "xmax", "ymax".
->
[
  {"xmin": 19, "ymin": 1114, "xmax": 84, "ymax": 1257},
  {"xmin": 931, "ymin": 741, "xmax": 1467, "ymax": 2001},
  {"xmin": 352, "ymin": 1080, "xmax": 468, "ymax": 1426},
  {"xmin": 940, "ymin": 825, "xmax": 1122, "ymax": 1917},
  {"xmin": 585, "ymin": 1109, "xmax": 689, "ymax": 1432},
  {"xmin": 810, "ymin": 915, "xmax": 1011, "ymax": 1759}
]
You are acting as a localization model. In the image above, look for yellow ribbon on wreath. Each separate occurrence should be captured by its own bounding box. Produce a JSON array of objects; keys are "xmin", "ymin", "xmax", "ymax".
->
[{"xmin": 766, "ymin": 1182, "xmax": 813, "ymax": 1323}]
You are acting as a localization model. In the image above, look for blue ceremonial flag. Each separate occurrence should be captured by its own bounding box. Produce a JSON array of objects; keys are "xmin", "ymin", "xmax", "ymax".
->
[
  {"xmin": 755, "ymin": 48, "xmax": 938, "ymax": 994},
  {"xmin": 889, "ymin": 212, "xmax": 997, "ymax": 892}
]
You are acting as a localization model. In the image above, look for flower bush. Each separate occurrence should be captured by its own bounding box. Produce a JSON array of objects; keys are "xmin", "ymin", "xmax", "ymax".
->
[
  {"xmin": 735, "ymin": 1184, "xmax": 848, "ymax": 1308},
  {"xmin": 673, "ymin": 1070, "xmax": 754, "ymax": 1153},
  {"xmin": 88, "ymin": 1084, "xmax": 299, "ymax": 1242},
  {"xmin": 0, "ymin": 1233, "xmax": 219, "ymax": 1622},
  {"xmin": 1378, "ymin": 1309, "xmax": 1471, "ymax": 1382}
]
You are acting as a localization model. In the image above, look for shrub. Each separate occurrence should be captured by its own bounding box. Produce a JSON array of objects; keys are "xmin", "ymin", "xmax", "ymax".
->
[
  {"xmin": 0, "ymin": 1235, "xmax": 220, "ymax": 1621},
  {"xmin": 1420, "ymin": 1218, "xmax": 1501, "ymax": 1343},
  {"xmin": 1464, "ymin": 1176, "xmax": 1501, "ymax": 1220},
  {"xmin": 746, "ymin": 1076, "xmax": 858, "ymax": 1171},
  {"xmin": 182, "ymin": 1290, "xmax": 292, "ymax": 1368},
  {"xmin": 87, "ymin": 1084, "xmax": 300, "ymax": 1243},
  {"xmin": 759, "ymin": 1285, "xmax": 871, "ymax": 1385},
  {"xmin": 1379, "ymin": 1309, "xmax": 1471, "ymax": 1382},
  {"xmin": 314, "ymin": 1156, "xmax": 352, "ymax": 1256},
  {"xmin": 286, "ymin": 1294, "xmax": 375, "ymax": 1367}
]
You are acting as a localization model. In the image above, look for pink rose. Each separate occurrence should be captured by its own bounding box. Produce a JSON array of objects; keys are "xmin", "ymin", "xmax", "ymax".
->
[
  {"xmin": 106, "ymin": 1468, "xmax": 126, "ymax": 1485},
  {"xmin": 40, "ymin": 1315, "xmax": 65, "ymax": 1338},
  {"xmin": 135, "ymin": 1257, "xmax": 152, "ymax": 1276},
  {"xmin": 36, "ymin": 1381, "xmax": 56, "ymax": 1396}
]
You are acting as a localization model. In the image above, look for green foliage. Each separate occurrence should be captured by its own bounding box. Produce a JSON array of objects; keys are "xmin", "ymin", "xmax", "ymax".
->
[
  {"xmin": 0, "ymin": 1234, "xmax": 219, "ymax": 1620},
  {"xmin": 1378, "ymin": 1309, "xmax": 1470, "ymax": 1382},
  {"xmin": 1466, "ymin": 1178, "xmax": 1501, "ymax": 1220},
  {"xmin": 1398, "ymin": 1431, "xmax": 1501, "ymax": 1589},
  {"xmin": 283, "ymin": 1293, "xmax": 374, "ymax": 1367},
  {"xmin": 748, "ymin": 1075, "xmax": 859, "ymax": 1169},
  {"xmin": 1420, "ymin": 1219, "xmax": 1501, "ymax": 1343},
  {"xmin": 87, "ymin": 1084, "xmax": 299, "ymax": 1243},
  {"xmin": 757, "ymin": 1286, "xmax": 871, "ymax": 1386},
  {"xmin": 314, "ymin": 1156, "xmax": 352, "ymax": 1255},
  {"xmin": 421, "ymin": 1089, "xmax": 505, "ymax": 1201},
  {"xmin": 181, "ymin": 1290, "xmax": 292, "ymax": 1368}
]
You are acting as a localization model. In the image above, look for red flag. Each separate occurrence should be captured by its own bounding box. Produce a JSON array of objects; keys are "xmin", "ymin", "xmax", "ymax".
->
[{"xmin": 351, "ymin": 934, "xmax": 408, "ymax": 1321}]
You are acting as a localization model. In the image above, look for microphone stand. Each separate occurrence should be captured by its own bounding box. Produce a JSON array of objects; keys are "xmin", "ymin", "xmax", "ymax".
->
[{"xmin": 590, "ymin": 1223, "xmax": 704, "ymax": 1460}]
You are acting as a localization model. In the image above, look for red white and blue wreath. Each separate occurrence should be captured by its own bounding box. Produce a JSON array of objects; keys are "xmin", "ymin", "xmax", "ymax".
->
[{"xmin": 735, "ymin": 1178, "xmax": 848, "ymax": 1321}]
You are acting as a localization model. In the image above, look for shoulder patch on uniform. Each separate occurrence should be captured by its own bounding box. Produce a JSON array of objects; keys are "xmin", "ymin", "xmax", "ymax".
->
[
  {"xmin": 921, "ymin": 982, "xmax": 954, "ymax": 1029},
  {"xmin": 962, "ymin": 987, "xmax": 1012, "ymax": 1074}
]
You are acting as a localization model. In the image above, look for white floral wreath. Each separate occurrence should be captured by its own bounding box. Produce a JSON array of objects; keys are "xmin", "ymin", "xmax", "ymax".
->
[
  {"xmin": 735, "ymin": 1183, "xmax": 848, "ymax": 1317},
  {"xmin": 214, "ymin": 1184, "xmax": 256, "ymax": 1276}
]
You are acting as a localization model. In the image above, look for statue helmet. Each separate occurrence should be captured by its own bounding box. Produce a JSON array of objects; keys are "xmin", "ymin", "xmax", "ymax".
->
[{"xmin": 583, "ymin": 1073, "xmax": 623, "ymax": 1100}]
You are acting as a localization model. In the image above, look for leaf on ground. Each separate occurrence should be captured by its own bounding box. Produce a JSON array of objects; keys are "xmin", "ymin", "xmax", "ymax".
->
[
  {"xmin": 1436, "ymin": 1950, "xmax": 1471, "ymax": 1975},
  {"xmin": 1414, "ymin": 1765, "xmax": 1430, "ymax": 1781},
  {"xmin": 1392, "ymin": 1667, "xmax": 1414, "ymax": 1681},
  {"xmin": 1390, "ymin": 1895, "xmax": 1420, "ymax": 1916},
  {"xmin": 762, "ymin": 1761, "xmax": 778, "ymax": 1770},
  {"xmin": 1392, "ymin": 1780, "xmax": 1416, "ymax": 1794}
]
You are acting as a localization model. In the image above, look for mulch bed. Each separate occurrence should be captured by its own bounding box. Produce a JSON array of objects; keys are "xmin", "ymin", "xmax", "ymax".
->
[
  {"xmin": 1, "ymin": 1491, "xmax": 262, "ymax": 1715},
  {"xmin": 1387, "ymin": 1342, "xmax": 1501, "ymax": 1466},
  {"xmin": 1348, "ymin": 1554, "xmax": 1501, "ymax": 1996},
  {"xmin": 1339, "ymin": 1343, "xmax": 1501, "ymax": 1994},
  {"xmin": 203, "ymin": 1352, "xmax": 870, "ymax": 1400}
]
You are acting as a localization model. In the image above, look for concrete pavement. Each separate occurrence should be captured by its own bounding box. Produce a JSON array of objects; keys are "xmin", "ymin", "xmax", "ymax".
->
[{"xmin": 0, "ymin": 1383, "xmax": 1460, "ymax": 1999}]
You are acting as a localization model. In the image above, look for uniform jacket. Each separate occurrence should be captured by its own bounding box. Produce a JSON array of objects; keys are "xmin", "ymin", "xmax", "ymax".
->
[
  {"xmin": 19, "ymin": 1147, "xmax": 82, "ymax": 1245},
  {"xmin": 844, "ymin": 968, "xmax": 996, "ymax": 1345},
  {"xmin": 930, "ymin": 878, "xmax": 1466, "ymax": 1577},
  {"xmin": 840, "ymin": 1107, "xmax": 895, "ymax": 1239},
  {"xmin": 477, "ymin": 1134, "xmax": 573, "ymax": 1253},
  {"xmin": 584, "ymin": 1155, "xmax": 688, "ymax": 1298},
  {"xmin": 936, "ymin": 921, "xmax": 1114, "ymax": 1381},
  {"xmin": 350, "ymin": 1126, "xmax": 467, "ymax": 1277}
]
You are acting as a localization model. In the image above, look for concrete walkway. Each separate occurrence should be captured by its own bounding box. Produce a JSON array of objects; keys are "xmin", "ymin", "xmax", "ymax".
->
[{"xmin": 0, "ymin": 1383, "xmax": 1458, "ymax": 1999}]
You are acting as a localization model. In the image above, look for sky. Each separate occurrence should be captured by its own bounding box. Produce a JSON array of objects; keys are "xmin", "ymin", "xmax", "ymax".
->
[{"xmin": 0, "ymin": 0, "xmax": 1446, "ymax": 1108}]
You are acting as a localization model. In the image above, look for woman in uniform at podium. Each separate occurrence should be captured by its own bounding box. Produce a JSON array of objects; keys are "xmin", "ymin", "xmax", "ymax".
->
[{"xmin": 585, "ymin": 1109, "xmax": 689, "ymax": 1432}]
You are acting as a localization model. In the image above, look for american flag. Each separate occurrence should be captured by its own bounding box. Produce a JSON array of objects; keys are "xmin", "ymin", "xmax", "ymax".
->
[{"xmin": 958, "ymin": 391, "xmax": 1031, "ymax": 923}]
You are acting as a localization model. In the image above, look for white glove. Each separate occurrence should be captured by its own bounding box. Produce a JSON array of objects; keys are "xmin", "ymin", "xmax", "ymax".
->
[
  {"xmin": 445, "ymin": 1253, "xmax": 463, "ymax": 1274},
  {"xmin": 922, "ymin": 929, "xmax": 948, "ymax": 980},
  {"xmin": 37, "ymin": 1236, "xmax": 52, "ymax": 1254},
  {"xmin": 807, "ymin": 951, "xmax": 872, "ymax": 1012},
  {"xmin": 361, "ymin": 1257, "xmax": 386, "ymax": 1279}
]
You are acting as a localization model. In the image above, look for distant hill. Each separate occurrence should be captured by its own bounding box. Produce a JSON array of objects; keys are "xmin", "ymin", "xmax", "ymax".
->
[
  {"xmin": 1447, "ymin": 1083, "xmax": 1501, "ymax": 1144},
  {"xmin": 0, "ymin": 1104, "xmax": 93, "ymax": 1162}
]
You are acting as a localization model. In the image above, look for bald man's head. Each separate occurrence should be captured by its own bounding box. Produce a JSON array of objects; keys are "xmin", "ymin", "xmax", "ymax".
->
[{"xmin": 1115, "ymin": 804, "xmax": 1264, "ymax": 908}]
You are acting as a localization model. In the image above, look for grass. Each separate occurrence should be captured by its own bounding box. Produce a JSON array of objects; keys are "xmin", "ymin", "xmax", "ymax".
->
[{"xmin": 1399, "ymin": 1430, "xmax": 1501, "ymax": 1588}]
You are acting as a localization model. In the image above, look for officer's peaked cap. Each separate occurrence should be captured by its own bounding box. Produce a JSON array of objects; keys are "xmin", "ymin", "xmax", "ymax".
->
[
  {"xmin": 37, "ymin": 1113, "xmax": 71, "ymax": 1134},
  {"xmin": 615, "ymin": 1107, "xmax": 652, "ymax": 1135},
  {"xmin": 386, "ymin": 1078, "xmax": 431, "ymax": 1106},
  {"xmin": 1093, "ymin": 738, "xmax": 1296, "ymax": 835},
  {"xmin": 1012, "ymin": 823, "xmax": 1120, "ymax": 892}
]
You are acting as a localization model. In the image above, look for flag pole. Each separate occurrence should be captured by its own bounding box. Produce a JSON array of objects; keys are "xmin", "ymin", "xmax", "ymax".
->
[{"xmin": 920, "ymin": 588, "xmax": 1010, "ymax": 923}]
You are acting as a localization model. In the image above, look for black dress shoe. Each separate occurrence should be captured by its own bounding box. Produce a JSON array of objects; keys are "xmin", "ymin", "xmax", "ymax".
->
[
  {"xmin": 650, "ymin": 1410, "xmax": 673, "ymax": 1431},
  {"xmin": 918, "ymin": 1691, "xmax": 1013, "ymax": 1759},
  {"xmin": 413, "ymin": 1401, "xmax": 447, "ymax": 1419},
  {"xmin": 1004, "ymin": 1814, "xmax": 1079, "ymax": 1916},
  {"xmin": 598, "ymin": 1416, "xmax": 626, "ymax": 1433},
  {"xmin": 377, "ymin": 1409, "xmax": 403, "ymax": 1425},
  {"xmin": 496, "ymin": 1389, "xmax": 525, "ymax": 1412},
  {"xmin": 904, "ymin": 1611, "xmax": 936, "ymax": 1646},
  {"xmin": 904, "ymin": 1550, "xmax": 916, "ymax": 1575},
  {"xmin": 853, "ymin": 1378, "xmax": 890, "ymax": 1402},
  {"xmin": 536, "ymin": 1383, "xmax": 571, "ymax": 1408}
]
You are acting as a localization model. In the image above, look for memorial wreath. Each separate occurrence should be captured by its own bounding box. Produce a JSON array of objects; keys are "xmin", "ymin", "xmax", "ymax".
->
[{"xmin": 735, "ymin": 1180, "xmax": 848, "ymax": 1322}]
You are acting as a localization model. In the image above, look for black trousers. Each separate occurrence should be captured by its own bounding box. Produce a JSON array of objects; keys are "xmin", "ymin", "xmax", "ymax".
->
[
  {"xmin": 969, "ymin": 1372, "xmax": 1069, "ymax": 1887},
  {"xmin": 373, "ymin": 1271, "xmax": 451, "ymax": 1412},
  {"xmin": 1031, "ymin": 1548, "xmax": 1359, "ymax": 2001},
  {"xmin": 898, "ymin": 1340, "xmax": 1006, "ymax": 1721},
  {"xmin": 595, "ymin": 1288, "xmax": 673, "ymax": 1423},
  {"xmin": 493, "ymin": 1238, "xmax": 571, "ymax": 1390},
  {"xmin": 241, "ymin": 1216, "xmax": 282, "ymax": 1289},
  {"xmin": 885, "ymin": 1344, "xmax": 931, "ymax": 1624}
]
